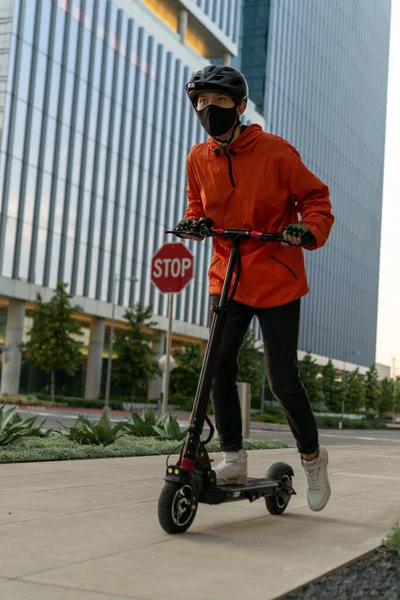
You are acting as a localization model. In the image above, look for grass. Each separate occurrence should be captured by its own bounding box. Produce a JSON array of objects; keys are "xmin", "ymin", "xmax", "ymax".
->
[
  {"xmin": 384, "ymin": 523, "xmax": 400, "ymax": 551},
  {"xmin": 0, "ymin": 435, "xmax": 288, "ymax": 464}
]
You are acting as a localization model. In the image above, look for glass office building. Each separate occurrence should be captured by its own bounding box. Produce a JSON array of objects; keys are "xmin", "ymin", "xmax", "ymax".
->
[
  {"xmin": 0, "ymin": 0, "xmax": 391, "ymax": 397},
  {"xmin": 240, "ymin": 0, "xmax": 391, "ymax": 367},
  {"xmin": 0, "ymin": 0, "xmax": 265, "ymax": 396}
]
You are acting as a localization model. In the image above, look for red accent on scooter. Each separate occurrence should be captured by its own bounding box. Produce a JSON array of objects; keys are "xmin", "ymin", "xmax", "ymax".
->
[
  {"xmin": 250, "ymin": 230, "xmax": 263, "ymax": 237},
  {"xmin": 213, "ymin": 228, "xmax": 224, "ymax": 233},
  {"xmin": 180, "ymin": 458, "xmax": 195, "ymax": 471}
]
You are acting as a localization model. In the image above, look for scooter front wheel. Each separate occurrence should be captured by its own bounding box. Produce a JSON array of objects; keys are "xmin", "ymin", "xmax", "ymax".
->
[{"xmin": 158, "ymin": 482, "xmax": 198, "ymax": 534}]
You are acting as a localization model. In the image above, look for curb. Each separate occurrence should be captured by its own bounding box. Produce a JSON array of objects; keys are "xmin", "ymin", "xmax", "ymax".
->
[{"xmin": 272, "ymin": 546, "xmax": 380, "ymax": 599}]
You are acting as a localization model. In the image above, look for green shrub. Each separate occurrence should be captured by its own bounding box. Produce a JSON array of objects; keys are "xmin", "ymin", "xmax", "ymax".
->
[
  {"xmin": 35, "ymin": 392, "xmax": 65, "ymax": 403},
  {"xmin": 60, "ymin": 412, "xmax": 123, "ymax": 446},
  {"xmin": 120, "ymin": 408, "xmax": 166, "ymax": 437},
  {"xmin": 315, "ymin": 416, "xmax": 340, "ymax": 428},
  {"xmin": 153, "ymin": 415, "xmax": 187, "ymax": 440},
  {"xmin": 60, "ymin": 408, "xmax": 189, "ymax": 446},
  {"xmin": 168, "ymin": 393, "xmax": 212, "ymax": 413},
  {"xmin": 0, "ymin": 395, "xmax": 64, "ymax": 407},
  {"xmin": 0, "ymin": 405, "xmax": 44, "ymax": 445},
  {"xmin": 120, "ymin": 409, "xmax": 188, "ymax": 440},
  {"xmin": 11, "ymin": 412, "xmax": 52, "ymax": 437},
  {"xmin": 254, "ymin": 414, "xmax": 287, "ymax": 424},
  {"xmin": 254, "ymin": 406, "xmax": 287, "ymax": 424},
  {"xmin": 169, "ymin": 393, "xmax": 192, "ymax": 410},
  {"xmin": 35, "ymin": 393, "xmax": 125, "ymax": 410},
  {"xmin": 384, "ymin": 523, "xmax": 400, "ymax": 551},
  {"xmin": 255, "ymin": 412, "xmax": 388, "ymax": 429},
  {"xmin": 261, "ymin": 405, "xmax": 286, "ymax": 418},
  {"xmin": 347, "ymin": 419, "xmax": 373, "ymax": 429},
  {"xmin": 0, "ymin": 435, "xmax": 288, "ymax": 463},
  {"xmin": 314, "ymin": 416, "xmax": 386, "ymax": 429}
]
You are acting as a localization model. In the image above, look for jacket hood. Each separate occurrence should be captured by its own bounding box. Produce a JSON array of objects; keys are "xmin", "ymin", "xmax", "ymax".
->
[{"xmin": 207, "ymin": 123, "xmax": 265, "ymax": 156}]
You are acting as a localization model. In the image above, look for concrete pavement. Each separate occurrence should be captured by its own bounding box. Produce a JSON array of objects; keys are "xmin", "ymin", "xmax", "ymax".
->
[{"xmin": 0, "ymin": 444, "xmax": 399, "ymax": 599}]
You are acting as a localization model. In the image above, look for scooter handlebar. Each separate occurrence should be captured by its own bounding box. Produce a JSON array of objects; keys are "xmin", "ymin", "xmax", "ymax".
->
[{"xmin": 165, "ymin": 226, "xmax": 291, "ymax": 244}]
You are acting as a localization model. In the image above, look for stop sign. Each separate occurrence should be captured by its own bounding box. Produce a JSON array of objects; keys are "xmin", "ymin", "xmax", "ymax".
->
[{"xmin": 151, "ymin": 243, "xmax": 194, "ymax": 293}]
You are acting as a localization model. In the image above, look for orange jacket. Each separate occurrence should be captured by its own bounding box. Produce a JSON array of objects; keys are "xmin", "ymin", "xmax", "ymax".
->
[{"xmin": 184, "ymin": 124, "xmax": 334, "ymax": 308}]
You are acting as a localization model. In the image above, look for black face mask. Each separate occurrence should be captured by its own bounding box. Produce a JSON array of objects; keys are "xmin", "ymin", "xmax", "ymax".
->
[{"xmin": 196, "ymin": 105, "xmax": 238, "ymax": 138}]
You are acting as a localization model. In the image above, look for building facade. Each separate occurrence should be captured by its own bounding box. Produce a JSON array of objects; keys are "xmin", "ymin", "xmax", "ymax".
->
[
  {"xmin": 0, "ymin": 0, "xmax": 391, "ymax": 398},
  {"xmin": 0, "ymin": 0, "xmax": 265, "ymax": 397},
  {"xmin": 240, "ymin": 0, "xmax": 391, "ymax": 368}
]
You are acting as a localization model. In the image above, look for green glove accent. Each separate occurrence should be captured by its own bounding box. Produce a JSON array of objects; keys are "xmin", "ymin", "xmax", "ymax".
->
[{"xmin": 284, "ymin": 224, "xmax": 315, "ymax": 247}]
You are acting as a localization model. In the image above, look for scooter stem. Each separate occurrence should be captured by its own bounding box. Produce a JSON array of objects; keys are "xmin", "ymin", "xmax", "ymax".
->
[{"xmin": 180, "ymin": 238, "xmax": 240, "ymax": 471}]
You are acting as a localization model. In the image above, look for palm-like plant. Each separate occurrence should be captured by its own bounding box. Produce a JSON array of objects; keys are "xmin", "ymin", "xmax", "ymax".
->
[
  {"xmin": 153, "ymin": 415, "xmax": 187, "ymax": 440},
  {"xmin": 61, "ymin": 412, "xmax": 123, "ymax": 446},
  {"xmin": 11, "ymin": 412, "xmax": 51, "ymax": 437},
  {"xmin": 120, "ymin": 408, "xmax": 166, "ymax": 437},
  {"xmin": 0, "ymin": 405, "xmax": 39, "ymax": 445},
  {"xmin": 120, "ymin": 409, "xmax": 187, "ymax": 440}
]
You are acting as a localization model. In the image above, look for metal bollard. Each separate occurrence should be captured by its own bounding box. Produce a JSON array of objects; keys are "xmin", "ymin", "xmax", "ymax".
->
[{"xmin": 237, "ymin": 382, "xmax": 251, "ymax": 439}]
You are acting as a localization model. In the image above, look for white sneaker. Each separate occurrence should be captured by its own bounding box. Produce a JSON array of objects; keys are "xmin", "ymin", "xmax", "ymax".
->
[
  {"xmin": 213, "ymin": 449, "xmax": 248, "ymax": 486},
  {"xmin": 301, "ymin": 446, "xmax": 331, "ymax": 511}
]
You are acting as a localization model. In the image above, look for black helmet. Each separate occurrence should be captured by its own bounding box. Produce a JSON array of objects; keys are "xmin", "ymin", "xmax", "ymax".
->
[{"xmin": 185, "ymin": 65, "xmax": 249, "ymax": 107}]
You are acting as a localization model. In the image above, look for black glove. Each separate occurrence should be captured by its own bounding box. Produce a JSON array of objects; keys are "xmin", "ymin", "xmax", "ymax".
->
[
  {"xmin": 175, "ymin": 218, "xmax": 202, "ymax": 239},
  {"xmin": 284, "ymin": 224, "xmax": 315, "ymax": 247}
]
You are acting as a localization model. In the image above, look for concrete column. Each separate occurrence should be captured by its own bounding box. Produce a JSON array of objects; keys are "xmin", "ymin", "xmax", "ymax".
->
[
  {"xmin": 84, "ymin": 317, "xmax": 105, "ymax": 399},
  {"xmin": 147, "ymin": 336, "xmax": 164, "ymax": 402},
  {"xmin": 178, "ymin": 9, "xmax": 188, "ymax": 44},
  {"xmin": 221, "ymin": 52, "xmax": 231, "ymax": 66},
  {"xmin": 1, "ymin": 298, "xmax": 26, "ymax": 395}
]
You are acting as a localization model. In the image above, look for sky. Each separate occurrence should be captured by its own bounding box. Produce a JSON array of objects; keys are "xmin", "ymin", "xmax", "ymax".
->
[{"xmin": 376, "ymin": 0, "xmax": 400, "ymax": 373}]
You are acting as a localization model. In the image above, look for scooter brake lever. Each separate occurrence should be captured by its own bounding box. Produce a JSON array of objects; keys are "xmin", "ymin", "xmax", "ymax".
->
[{"xmin": 165, "ymin": 229, "xmax": 203, "ymax": 239}]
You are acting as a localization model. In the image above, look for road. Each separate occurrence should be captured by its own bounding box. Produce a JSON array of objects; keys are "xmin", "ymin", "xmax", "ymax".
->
[
  {"xmin": 250, "ymin": 426, "xmax": 400, "ymax": 447},
  {"xmin": 16, "ymin": 406, "xmax": 400, "ymax": 448}
]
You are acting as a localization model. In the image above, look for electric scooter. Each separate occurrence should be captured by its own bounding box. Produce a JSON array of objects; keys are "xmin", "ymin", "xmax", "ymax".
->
[{"xmin": 157, "ymin": 217, "xmax": 296, "ymax": 534}]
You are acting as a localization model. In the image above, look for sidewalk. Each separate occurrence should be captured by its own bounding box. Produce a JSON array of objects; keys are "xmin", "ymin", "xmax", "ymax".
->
[{"xmin": 0, "ymin": 444, "xmax": 399, "ymax": 599}]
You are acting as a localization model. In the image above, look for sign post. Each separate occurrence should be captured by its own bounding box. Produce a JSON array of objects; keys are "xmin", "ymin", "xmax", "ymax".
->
[
  {"xmin": 162, "ymin": 294, "xmax": 174, "ymax": 416},
  {"xmin": 151, "ymin": 243, "xmax": 194, "ymax": 414}
]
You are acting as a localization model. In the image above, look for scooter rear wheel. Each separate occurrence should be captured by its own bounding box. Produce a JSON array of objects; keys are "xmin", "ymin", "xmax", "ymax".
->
[
  {"xmin": 265, "ymin": 462, "xmax": 294, "ymax": 515},
  {"xmin": 158, "ymin": 482, "xmax": 198, "ymax": 534}
]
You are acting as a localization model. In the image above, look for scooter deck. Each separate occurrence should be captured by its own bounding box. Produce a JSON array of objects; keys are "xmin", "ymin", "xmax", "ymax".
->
[{"xmin": 199, "ymin": 477, "xmax": 278, "ymax": 505}]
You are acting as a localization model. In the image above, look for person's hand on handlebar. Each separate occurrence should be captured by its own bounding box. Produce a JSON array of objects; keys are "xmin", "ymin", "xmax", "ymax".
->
[
  {"xmin": 282, "ymin": 224, "xmax": 315, "ymax": 247},
  {"xmin": 175, "ymin": 218, "xmax": 204, "ymax": 241}
]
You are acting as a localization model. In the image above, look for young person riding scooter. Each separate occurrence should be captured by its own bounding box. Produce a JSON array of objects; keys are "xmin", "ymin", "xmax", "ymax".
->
[{"xmin": 176, "ymin": 65, "xmax": 335, "ymax": 512}]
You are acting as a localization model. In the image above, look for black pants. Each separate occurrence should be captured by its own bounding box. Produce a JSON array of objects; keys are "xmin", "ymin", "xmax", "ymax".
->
[{"xmin": 210, "ymin": 296, "xmax": 319, "ymax": 455}]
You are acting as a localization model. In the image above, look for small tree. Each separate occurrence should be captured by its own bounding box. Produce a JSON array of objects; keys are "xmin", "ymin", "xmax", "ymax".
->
[
  {"xmin": 395, "ymin": 379, "xmax": 400, "ymax": 420},
  {"xmin": 22, "ymin": 282, "xmax": 84, "ymax": 402},
  {"xmin": 378, "ymin": 378, "xmax": 394, "ymax": 417},
  {"xmin": 298, "ymin": 351, "xmax": 323, "ymax": 408},
  {"xmin": 112, "ymin": 304, "xmax": 161, "ymax": 401},
  {"xmin": 320, "ymin": 359, "xmax": 344, "ymax": 413},
  {"xmin": 345, "ymin": 368, "xmax": 365, "ymax": 413},
  {"xmin": 170, "ymin": 343, "xmax": 203, "ymax": 400},
  {"xmin": 364, "ymin": 365, "xmax": 381, "ymax": 415},
  {"xmin": 238, "ymin": 330, "xmax": 265, "ymax": 405}
]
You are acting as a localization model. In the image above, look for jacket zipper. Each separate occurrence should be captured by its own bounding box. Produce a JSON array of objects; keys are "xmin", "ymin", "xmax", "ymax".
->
[
  {"xmin": 223, "ymin": 148, "xmax": 236, "ymax": 188},
  {"xmin": 272, "ymin": 256, "xmax": 298, "ymax": 279}
]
